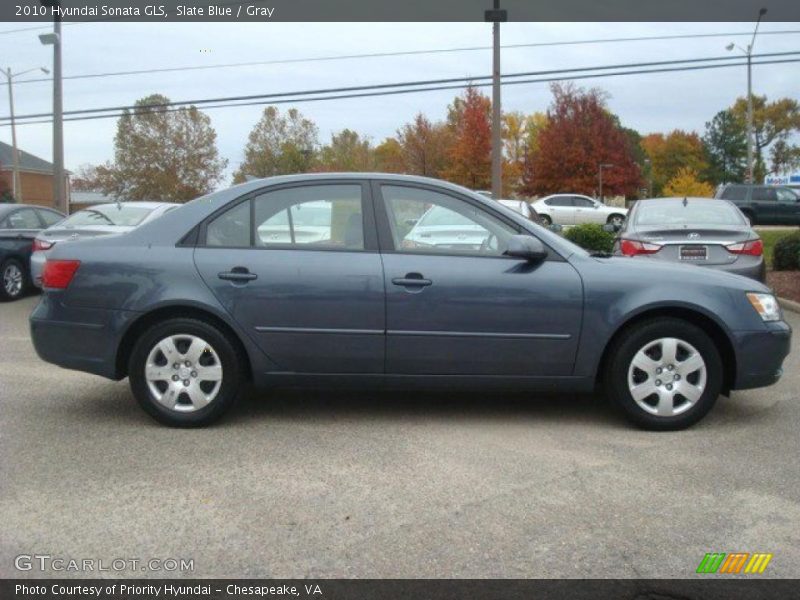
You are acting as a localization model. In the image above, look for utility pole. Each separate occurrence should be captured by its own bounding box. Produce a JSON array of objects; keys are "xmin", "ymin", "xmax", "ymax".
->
[
  {"xmin": 727, "ymin": 7, "xmax": 767, "ymax": 184},
  {"xmin": 485, "ymin": 0, "xmax": 506, "ymax": 200},
  {"xmin": 39, "ymin": 1, "xmax": 65, "ymax": 212},
  {"xmin": 598, "ymin": 163, "xmax": 614, "ymax": 203},
  {"xmin": 3, "ymin": 68, "xmax": 21, "ymax": 202},
  {"xmin": 2, "ymin": 66, "xmax": 49, "ymax": 203}
]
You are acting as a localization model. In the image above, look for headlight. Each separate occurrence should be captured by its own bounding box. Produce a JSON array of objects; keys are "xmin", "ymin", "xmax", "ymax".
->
[{"xmin": 746, "ymin": 292, "xmax": 782, "ymax": 322}]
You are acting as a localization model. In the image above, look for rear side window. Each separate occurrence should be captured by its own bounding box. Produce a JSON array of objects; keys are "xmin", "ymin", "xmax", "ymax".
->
[
  {"xmin": 720, "ymin": 186, "xmax": 747, "ymax": 201},
  {"xmin": 752, "ymin": 187, "xmax": 777, "ymax": 202},
  {"xmin": 572, "ymin": 197, "xmax": 595, "ymax": 207},
  {"xmin": 6, "ymin": 208, "xmax": 41, "ymax": 229},
  {"xmin": 206, "ymin": 200, "xmax": 251, "ymax": 247}
]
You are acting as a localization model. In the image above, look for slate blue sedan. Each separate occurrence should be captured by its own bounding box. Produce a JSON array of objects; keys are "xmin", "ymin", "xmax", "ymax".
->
[{"xmin": 30, "ymin": 174, "xmax": 791, "ymax": 430}]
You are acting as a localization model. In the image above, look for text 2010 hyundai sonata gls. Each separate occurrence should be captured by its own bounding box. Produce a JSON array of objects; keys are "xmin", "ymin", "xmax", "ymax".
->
[{"xmin": 30, "ymin": 174, "xmax": 791, "ymax": 430}]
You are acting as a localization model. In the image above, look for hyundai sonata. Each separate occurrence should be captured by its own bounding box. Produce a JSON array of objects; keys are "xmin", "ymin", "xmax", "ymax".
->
[{"xmin": 30, "ymin": 174, "xmax": 791, "ymax": 430}]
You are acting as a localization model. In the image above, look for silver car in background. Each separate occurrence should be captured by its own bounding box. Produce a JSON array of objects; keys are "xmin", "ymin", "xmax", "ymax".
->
[
  {"xmin": 611, "ymin": 197, "xmax": 766, "ymax": 282},
  {"xmin": 31, "ymin": 201, "xmax": 176, "ymax": 287}
]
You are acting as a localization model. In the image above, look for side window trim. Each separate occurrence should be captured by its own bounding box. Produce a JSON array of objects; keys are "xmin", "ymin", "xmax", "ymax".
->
[{"xmin": 198, "ymin": 180, "xmax": 377, "ymax": 252}]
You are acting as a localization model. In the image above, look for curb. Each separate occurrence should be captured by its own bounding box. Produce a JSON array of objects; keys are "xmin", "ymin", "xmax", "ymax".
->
[{"xmin": 778, "ymin": 297, "xmax": 800, "ymax": 314}]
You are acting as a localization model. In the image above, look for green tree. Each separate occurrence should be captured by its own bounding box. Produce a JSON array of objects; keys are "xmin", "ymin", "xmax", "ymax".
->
[
  {"xmin": 730, "ymin": 95, "xmax": 800, "ymax": 180},
  {"xmin": 233, "ymin": 107, "xmax": 319, "ymax": 182},
  {"xmin": 101, "ymin": 94, "xmax": 227, "ymax": 201},
  {"xmin": 373, "ymin": 137, "xmax": 406, "ymax": 173},
  {"xmin": 703, "ymin": 109, "xmax": 747, "ymax": 185},
  {"xmin": 318, "ymin": 129, "xmax": 375, "ymax": 171}
]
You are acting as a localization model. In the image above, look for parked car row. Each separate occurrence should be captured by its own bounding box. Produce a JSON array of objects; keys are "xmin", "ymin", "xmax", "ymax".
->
[{"xmin": 28, "ymin": 174, "xmax": 790, "ymax": 431}]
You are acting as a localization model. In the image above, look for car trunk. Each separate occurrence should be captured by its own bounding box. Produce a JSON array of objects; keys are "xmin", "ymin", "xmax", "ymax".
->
[{"xmin": 635, "ymin": 226, "xmax": 752, "ymax": 266}]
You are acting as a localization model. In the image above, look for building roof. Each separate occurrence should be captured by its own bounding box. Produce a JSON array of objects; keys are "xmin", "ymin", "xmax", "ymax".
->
[{"xmin": 0, "ymin": 140, "xmax": 56, "ymax": 174}]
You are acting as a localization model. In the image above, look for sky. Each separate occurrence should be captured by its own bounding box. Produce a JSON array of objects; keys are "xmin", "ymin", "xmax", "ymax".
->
[{"xmin": 1, "ymin": 21, "xmax": 798, "ymax": 186}]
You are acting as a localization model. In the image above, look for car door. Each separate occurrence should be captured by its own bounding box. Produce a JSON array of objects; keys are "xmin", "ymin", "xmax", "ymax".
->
[
  {"xmin": 751, "ymin": 186, "xmax": 778, "ymax": 223},
  {"xmin": 0, "ymin": 207, "xmax": 41, "ymax": 261},
  {"xmin": 374, "ymin": 182, "xmax": 583, "ymax": 376},
  {"xmin": 572, "ymin": 196, "xmax": 601, "ymax": 224},
  {"xmin": 775, "ymin": 187, "xmax": 800, "ymax": 225},
  {"xmin": 545, "ymin": 196, "xmax": 574, "ymax": 224},
  {"xmin": 193, "ymin": 181, "xmax": 386, "ymax": 374}
]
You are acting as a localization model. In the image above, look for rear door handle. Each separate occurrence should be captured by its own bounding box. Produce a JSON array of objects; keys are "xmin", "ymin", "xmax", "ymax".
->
[
  {"xmin": 392, "ymin": 273, "xmax": 432, "ymax": 287},
  {"xmin": 218, "ymin": 267, "xmax": 257, "ymax": 282}
]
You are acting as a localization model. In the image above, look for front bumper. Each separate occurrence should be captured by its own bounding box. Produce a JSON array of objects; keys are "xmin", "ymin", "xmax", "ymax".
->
[
  {"xmin": 30, "ymin": 293, "xmax": 137, "ymax": 380},
  {"xmin": 731, "ymin": 320, "xmax": 792, "ymax": 390}
]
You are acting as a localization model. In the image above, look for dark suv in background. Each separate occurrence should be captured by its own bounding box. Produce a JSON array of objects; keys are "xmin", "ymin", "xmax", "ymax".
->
[{"xmin": 715, "ymin": 184, "xmax": 800, "ymax": 225}]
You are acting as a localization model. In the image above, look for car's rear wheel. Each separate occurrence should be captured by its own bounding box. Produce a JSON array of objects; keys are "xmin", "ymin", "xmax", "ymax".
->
[
  {"xmin": 604, "ymin": 318, "xmax": 723, "ymax": 430},
  {"xmin": 128, "ymin": 318, "xmax": 245, "ymax": 427},
  {"xmin": 607, "ymin": 214, "xmax": 626, "ymax": 227},
  {"xmin": 1, "ymin": 258, "xmax": 27, "ymax": 301},
  {"xmin": 539, "ymin": 214, "xmax": 552, "ymax": 226}
]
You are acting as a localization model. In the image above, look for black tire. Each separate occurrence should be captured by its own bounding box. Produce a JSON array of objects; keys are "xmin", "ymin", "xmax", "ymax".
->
[
  {"xmin": 604, "ymin": 318, "xmax": 723, "ymax": 431},
  {"xmin": 128, "ymin": 317, "xmax": 246, "ymax": 427},
  {"xmin": 539, "ymin": 214, "xmax": 552, "ymax": 226},
  {"xmin": 0, "ymin": 258, "xmax": 27, "ymax": 301}
]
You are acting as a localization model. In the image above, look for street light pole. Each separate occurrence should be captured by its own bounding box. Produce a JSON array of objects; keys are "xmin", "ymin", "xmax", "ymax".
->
[
  {"xmin": 39, "ymin": 14, "xmax": 64, "ymax": 212},
  {"xmin": 598, "ymin": 163, "xmax": 613, "ymax": 203},
  {"xmin": 485, "ymin": 0, "xmax": 506, "ymax": 200}
]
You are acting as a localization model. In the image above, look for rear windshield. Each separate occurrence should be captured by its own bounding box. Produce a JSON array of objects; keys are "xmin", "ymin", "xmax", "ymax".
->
[
  {"xmin": 59, "ymin": 205, "xmax": 156, "ymax": 228},
  {"xmin": 634, "ymin": 201, "xmax": 745, "ymax": 226}
]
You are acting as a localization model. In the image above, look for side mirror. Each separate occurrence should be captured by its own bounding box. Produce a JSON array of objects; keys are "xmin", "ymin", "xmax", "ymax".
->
[
  {"xmin": 603, "ymin": 223, "xmax": 622, "ymax": 233},
  {"xmin": 504, "ymin": 235, "xmax": 547, "ymax": 262}
]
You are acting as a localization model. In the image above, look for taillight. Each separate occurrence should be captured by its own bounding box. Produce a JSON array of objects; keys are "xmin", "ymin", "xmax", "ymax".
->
[
  {"xmin": 726, "ymin": 239, "xmax": 763, "ymax": 256},
  {"xmin": 42, "ymin": 260, "xmax": 81, "ymax": 289},
  {"xmin": 32, "ymin": 239, "xmax": 54, "ymax": 252},
  {"xmin": 620, "ymin": 239, "xmax": 662, "ymax": 256}
]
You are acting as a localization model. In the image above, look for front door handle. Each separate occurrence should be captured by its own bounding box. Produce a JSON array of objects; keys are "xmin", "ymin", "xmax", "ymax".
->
[
  {"xmin": 218, "ymin": 267, "xmax": 257, "ymax": 282},
  {"xmin": 392, "ymin": 273, "xmax": 432, "ymax": 287}
]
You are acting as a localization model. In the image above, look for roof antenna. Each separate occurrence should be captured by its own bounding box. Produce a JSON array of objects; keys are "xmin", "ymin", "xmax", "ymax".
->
[{"xmin": 683, "ymin": 197, "xmax": 688, "ymax": 206}]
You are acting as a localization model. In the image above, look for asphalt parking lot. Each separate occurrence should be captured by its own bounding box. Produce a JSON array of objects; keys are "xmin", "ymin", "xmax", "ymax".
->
[{"xmin": 1, "ymin": 295, "xmax": 798, "ymax": 579}]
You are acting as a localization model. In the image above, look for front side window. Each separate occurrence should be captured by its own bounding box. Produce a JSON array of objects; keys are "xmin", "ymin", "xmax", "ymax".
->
[
  {"xmin": 381, "ymin": 185, "xmax": 517, "ymax": 256},
  {"xmin": 721, "ymin": 186, "xmax": 747, "ymax": 201},
  {"xmin": 572, "ymin": 197, "xmax": 595, "ymax": 208},
  {"xmin": 545, "ymin": 197, "xmax": 572, "ymax": 207},
  {"xmin": 206, "ymin": 200, "xmax": 251, "ymax": 247},
  {"xmin": 777, "ymin": 188, "xmax": 799, "ymax": 203}
]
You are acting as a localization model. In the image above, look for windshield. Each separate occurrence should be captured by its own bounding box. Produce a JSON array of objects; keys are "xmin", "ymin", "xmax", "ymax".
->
[
  {"xmin": 634, "ymin": 201, "xmax": 745, "ymax": 226},
  {"xmin": 59, "ymin": 205, "xmax": 156, "ymax": 228}
]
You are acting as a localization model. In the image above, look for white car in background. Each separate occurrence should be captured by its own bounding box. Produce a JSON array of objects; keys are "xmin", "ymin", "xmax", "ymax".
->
[{"xmin": 533, "ymin": 194, "xmax": 627, "ymax": 227}]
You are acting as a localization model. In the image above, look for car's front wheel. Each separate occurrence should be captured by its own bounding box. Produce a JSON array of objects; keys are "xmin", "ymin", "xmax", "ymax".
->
[
  {"xmin": 128, "ymin": 318, "xmax": 245, "ymax": 427},
  {"xmin": 605, "ymin": 318, "xmax": 723, "ymax": 430},
  {"xmin": 1, "ymin": 258, "xmax": 27, "ymax": 301}
]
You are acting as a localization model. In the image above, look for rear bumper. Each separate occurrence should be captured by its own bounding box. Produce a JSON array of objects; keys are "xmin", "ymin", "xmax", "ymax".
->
[
  {"xmin": 731, "ymin": 321, "xmax": 792, "ymax": 390},
  {"xmin": 29, "ymin": 294, "xmax": 136, "ymax": 380}
]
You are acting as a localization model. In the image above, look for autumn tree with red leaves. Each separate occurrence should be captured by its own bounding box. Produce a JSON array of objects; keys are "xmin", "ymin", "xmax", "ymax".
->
[
  {"xmin": 443, "ymin": 86, "xmax": 492, "ymax": 190},
  {"xmin": 531, "ymin": 83, "xmax": 641, "ymax": 198}
]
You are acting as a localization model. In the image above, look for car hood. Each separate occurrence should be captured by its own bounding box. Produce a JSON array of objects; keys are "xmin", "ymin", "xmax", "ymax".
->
[
  {"xmin": 38, "ymin": 225, "xmax": 134, "ymax": 243},
  {"xmin": 577, "ymin": 253, "xmax": 770, "ymax": 293}
]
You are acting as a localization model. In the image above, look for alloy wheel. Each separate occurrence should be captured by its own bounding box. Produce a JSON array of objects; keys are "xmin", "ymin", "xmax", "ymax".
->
[
  {"xmin": 144, "ymin": 334, "xmax": 223, "ymax": 412},
  {"xmin": 3, "ymin": 264, "xmax": 23, "ymax": 297},
  {"xmin": 627, "ymin": 337, "xmax": 707, "ymax": 417}
]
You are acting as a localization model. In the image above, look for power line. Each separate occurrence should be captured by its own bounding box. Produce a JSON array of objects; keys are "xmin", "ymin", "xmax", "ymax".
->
[
  {"xmin": 2, "ymin": 28, "xmax": 799, "ymax": 87},
  {"xmin": 3, "ymin": 51, "xmax": 797, "ymax": 123},
  {"xmin": 4, "ymin": 56, "xmax": 798, "ymax": 127}
]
